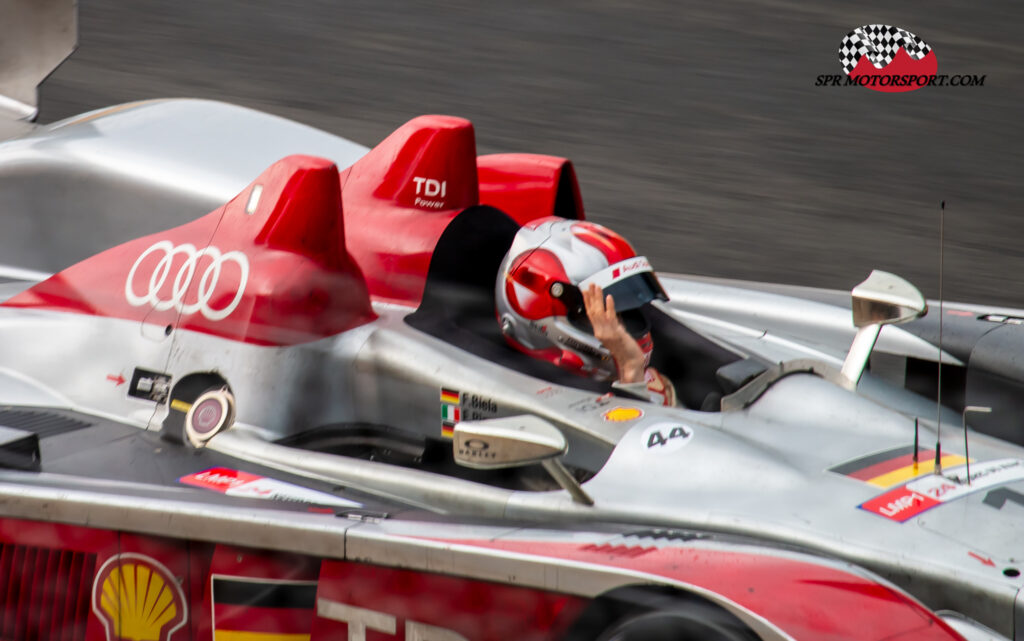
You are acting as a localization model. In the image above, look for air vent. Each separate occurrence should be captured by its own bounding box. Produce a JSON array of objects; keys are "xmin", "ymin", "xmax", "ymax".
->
[
  {"xmin": 624, "ymin": 529, "xmax": 707, "ymax": 542},
  {"xmin": 0, "ymin": 543, "xmax": 96, "ymax": 641},
  {"xmin": 0, "ymin": 426, "xmax": 40, "ymax": 470},
  {"xmin": 0, "ymin": 409, "xmax": 91, "ymax": 439}
]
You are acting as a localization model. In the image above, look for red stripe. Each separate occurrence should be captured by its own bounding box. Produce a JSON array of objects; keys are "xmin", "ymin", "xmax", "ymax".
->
[
  {"xmin": 571, "ymin": 222, "xmax": 635, "ymax": 263},
  {"xmin": 846, "ymin": 450, "xmax": 934, "ymax": 481},
  {"xmin": 213, "ymin": 603, "xmax": 313, "ymax": 634}
]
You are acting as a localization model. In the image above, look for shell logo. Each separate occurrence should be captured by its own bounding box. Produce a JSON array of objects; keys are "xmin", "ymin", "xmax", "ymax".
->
[
  {"xmin": 603, "ymin": 406, "xmax": 644, "ymax": 422},
  {"xmin": 92, "ymin": 553, "xmax": 188, "ymax": 641}
]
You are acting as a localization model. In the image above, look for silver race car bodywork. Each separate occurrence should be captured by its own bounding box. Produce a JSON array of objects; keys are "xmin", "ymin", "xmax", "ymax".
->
[{"xmin": 1, "ymin": 4, "xmax": 1023, "ymax": 640}]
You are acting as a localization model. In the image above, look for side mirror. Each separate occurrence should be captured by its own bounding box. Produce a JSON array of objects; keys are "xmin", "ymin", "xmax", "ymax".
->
[
  {"xmin": 842, "ymin": 270, "xmax": 927, "ymax": 388},
  {"xmin": 453, "ymin": 416, "xmax": 592, "ymax": 505},
  {"xmin": 453, "ymin": 415, "xmax": 566, "ymax": 469},
  {"xmin": 851, "ymin": 270, "xmax": 927, "ymax": 328}
]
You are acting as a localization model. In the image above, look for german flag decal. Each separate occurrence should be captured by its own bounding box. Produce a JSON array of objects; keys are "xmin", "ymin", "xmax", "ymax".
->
[
  {"xmin": 212, "ymin": 576, "xmax": 317, "ymax": 641},
  {"xmin": 440, "ymin": 388, "xmax": 460, "ymax": 438},
  {"xmin": 831, "ymin": 445, "xmax": 967, "ymax": 488}
]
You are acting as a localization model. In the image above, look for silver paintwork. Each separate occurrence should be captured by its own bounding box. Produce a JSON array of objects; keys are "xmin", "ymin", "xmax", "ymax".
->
[
  {"xmin": 1, "ymin": 91, "xmax": 1023, "ymax": 635},
  {"xmin": 0, "ymin": 8, "xmax": 1014, "ymax": 635},
  {"xmin": 0, "ymin": 99, "xmax": 369, "ymax": 273},
  {"xmin": 3, "ymin": 257, "xmax": 1024, "ymax": 634},
  {"xmin": 942, "ymin": 613, "xmax": 1008, "ymax": 641},
  {"xmin": 541, "ymin": 458, "xmax": 594, "ymax": 506},
  {"xmin": 657, "ymin": 276, "xmax": 962, "ymax": 366}
]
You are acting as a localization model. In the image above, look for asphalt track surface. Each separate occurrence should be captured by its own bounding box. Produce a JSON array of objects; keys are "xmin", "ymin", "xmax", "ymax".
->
[{"xmin": 36, "ymin": 1, "xmax": 1024, "ymax": 306}]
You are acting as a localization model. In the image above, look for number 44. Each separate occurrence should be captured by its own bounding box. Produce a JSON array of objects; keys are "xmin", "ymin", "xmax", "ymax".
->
[{"xmin": 647, "ymin": 426, "xmax": 689, "ymax": 449}]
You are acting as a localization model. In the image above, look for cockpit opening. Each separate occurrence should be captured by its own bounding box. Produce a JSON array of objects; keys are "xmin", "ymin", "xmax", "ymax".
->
[{"xmin": 406, "ymin": 207, "xmax": 757, "ymax": 410}]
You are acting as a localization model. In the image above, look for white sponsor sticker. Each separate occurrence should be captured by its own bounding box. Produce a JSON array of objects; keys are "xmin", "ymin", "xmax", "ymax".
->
[
  {"xmin": 580, "ymin": 256, "xmax": 653, "ymax": 289},
  {"xmin": 906, "ymin": 459, "xmax": 1024, "ymax": 503},
  {"xmin": 180, "ymin": 467, "xmax": 361, "ymax": 508}
]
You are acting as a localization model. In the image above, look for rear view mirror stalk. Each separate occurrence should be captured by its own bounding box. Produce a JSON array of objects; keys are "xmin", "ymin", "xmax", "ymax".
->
[
  {"xmin": 541, "ymin": 458, "xmax": 594, "ymax": 505},
  {"xmin": 841, "ymin": 270, "xmax": 927, "ymax": 389}
]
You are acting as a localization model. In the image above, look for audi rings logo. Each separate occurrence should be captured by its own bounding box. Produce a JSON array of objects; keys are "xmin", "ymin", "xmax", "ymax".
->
[{"xmin": 125, "ymin": 240, "xmax": 250, "ymax": 321}]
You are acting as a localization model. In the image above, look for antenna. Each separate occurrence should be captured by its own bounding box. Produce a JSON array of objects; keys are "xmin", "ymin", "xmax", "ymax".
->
[
  {"xmin": 934, "ymin": 201, "xmax": 945, "ymax": 475},
  {"xmin": 913, "ymin": 417, "xmax": 919, "ymax": 462}
]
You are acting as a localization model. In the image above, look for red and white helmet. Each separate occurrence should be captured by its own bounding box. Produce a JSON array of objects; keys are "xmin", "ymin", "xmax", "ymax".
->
[{"xmin": 496, "ymin": 217, "xmax": 667, "ymax": 380}]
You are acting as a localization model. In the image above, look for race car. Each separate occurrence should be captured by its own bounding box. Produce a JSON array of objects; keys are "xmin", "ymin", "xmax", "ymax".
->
[{"xmin": 1, "ymin": 2, "xmax": 1024, "ymax": 640}]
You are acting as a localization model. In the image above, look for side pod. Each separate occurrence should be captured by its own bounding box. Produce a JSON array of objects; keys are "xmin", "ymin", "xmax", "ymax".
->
[{"xmin": 478, "ymin": 153, "xmax": 585, "ymax": 223}]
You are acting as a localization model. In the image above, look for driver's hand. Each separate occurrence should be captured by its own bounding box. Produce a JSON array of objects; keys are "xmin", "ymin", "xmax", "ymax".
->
[{"xmin": 583, "ymin": 283, "xmax": 646, "ymax": 384}]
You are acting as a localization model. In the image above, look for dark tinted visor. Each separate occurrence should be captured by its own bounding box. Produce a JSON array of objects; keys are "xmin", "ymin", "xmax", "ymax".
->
[
  {"xmin": 601, "ymin": 272, "xmax": 668, "ymax": 311},
  {"xmin": 556, "ymin": 283, "xmax": 652, "ymax": 338}
]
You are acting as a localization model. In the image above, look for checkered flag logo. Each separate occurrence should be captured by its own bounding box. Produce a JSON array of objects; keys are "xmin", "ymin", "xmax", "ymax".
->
[{"xmin": 839, "ymin": 24, "xmax": 932, "ymax": 75}]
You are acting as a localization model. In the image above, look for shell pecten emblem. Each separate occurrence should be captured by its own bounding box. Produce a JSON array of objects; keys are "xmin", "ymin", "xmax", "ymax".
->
[
  {"xmin": 602, "ymin": 406, "xmax": 644, "ymax": 422},
  {"xmin": 92, "ymin": 553, "xmax": 187, "ymax": 641}
]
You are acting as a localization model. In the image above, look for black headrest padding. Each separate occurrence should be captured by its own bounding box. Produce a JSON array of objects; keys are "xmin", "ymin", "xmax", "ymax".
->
[
  {"xmin": 406, "ymin": 207, "xmax": 609, "ymax": 393},
  {"xmin": 646, "ymin": 305, "xmax": 746, "ymax": 409}
]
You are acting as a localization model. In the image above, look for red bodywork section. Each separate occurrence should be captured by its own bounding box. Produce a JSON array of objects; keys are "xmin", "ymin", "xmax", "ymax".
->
[
  {"xmin": 571, "ymin": 221, "xmax": 637, "ymax": 263},
  {"xmin": 314, "ymin": 561, "xmax": 586, "ymax": 641},
  {"xmin": 339, "ymin": 117, "xmax": 586, "ymax": 306},
  {"xmin": 338, "ymin": 115, "xmax": 480, "ymax": 306},
  {"xmin": 478, "ymin": 153, "xmax": 584, "ymax": 225},
  {"xmin": 449, "ymin": 539, "xmax": 965, "ymax": 641},
  {"xmin": 0, "ymin": 514, "xmax": 968, "ymax": 641},
  {"xmin": 4, "ymin": 155, "xmax": 377, "ymax": 346},
  {"xmin": 5, "ymin": 115, "xmax": 588, "ymax": 327}
]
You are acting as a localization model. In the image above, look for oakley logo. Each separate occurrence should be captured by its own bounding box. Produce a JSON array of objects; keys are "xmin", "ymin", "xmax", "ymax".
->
[{"xmin": 125, "ymin": 240, "xmax": 250, "ymax": 321}]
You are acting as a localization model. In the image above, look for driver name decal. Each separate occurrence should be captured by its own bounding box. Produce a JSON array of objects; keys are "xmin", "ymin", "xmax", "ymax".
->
[
  {"xmin": 641, "ymin": 423, "xmax": 693, "ymax": 454},
  {"xmin": 440, "ymin": 388, "xmax": 498, "ymax": 438}
]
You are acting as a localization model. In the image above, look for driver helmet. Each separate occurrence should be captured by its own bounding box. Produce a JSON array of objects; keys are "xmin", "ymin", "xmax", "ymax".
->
[{"xmin": 495, "ymin": 216, "xmax": 667, "ymax": 380}]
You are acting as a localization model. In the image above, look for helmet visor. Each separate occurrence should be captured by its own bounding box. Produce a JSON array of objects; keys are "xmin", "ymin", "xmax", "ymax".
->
[
  {"xmin": 559, "ymin": 285, "xmax": 653, "ymax": 339},
  {"xmin": 600, "ymin": 271, "xmax": 668, "ymax": 311},
  {"xmin": 578, "ymin": 256, "xmax": 668, "ymax": 311}
]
